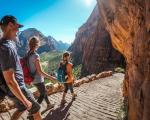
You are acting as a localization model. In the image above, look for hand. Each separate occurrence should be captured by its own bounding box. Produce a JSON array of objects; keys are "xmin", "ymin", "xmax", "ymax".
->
[
  {"xmin": 50, "ymin": 76, "xmax": 57, "ymax": 81},
  {"xmin": 24, "ymin": 100, "xmax": 32, "ymax": 110}
]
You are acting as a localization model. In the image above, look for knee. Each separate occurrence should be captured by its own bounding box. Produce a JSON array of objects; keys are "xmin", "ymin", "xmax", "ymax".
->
[{"xmin": 39, "ymin": 92, "xmax": 46, "ymax": 97}]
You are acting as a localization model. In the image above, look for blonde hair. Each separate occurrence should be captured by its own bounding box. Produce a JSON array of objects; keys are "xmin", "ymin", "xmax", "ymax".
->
[{"xmin": 29, "ymin": 36, "xmax": 40, "ymax": 50}]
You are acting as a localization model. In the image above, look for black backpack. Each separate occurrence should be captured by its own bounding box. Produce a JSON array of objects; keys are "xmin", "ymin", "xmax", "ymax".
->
[
  {"xmin": 0, "ymin": 69, "xmax": 9, "ymax": 101},
  {"xmin": 0, "ymin": 39, "xmax": 9, "ymax": 101}
]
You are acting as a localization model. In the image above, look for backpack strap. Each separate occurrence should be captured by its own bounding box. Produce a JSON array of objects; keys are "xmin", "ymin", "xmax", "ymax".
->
[{"xmin": 63, "ymin": 61, "xmax": 68, "ymax": 76}]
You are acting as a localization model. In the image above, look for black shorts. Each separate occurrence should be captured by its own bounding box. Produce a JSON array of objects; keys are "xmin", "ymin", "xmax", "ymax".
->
[{"xmin": 9, "ymin": 86, "xmax": 40, "ymax": 114}]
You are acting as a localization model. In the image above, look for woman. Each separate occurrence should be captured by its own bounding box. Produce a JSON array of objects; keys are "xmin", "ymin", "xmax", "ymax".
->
[
  {"xmin": 60, "ymin": 52, "xmax": 77, "ymax": 104},
  {"xmin": 28, "ymin": 36, "xmax": 56, "ymax": 109}
]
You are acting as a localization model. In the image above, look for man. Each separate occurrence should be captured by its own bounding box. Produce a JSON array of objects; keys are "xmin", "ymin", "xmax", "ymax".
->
[{"xmin": 0, "ymin": 15, "xmax": 42, "ymax": 120}]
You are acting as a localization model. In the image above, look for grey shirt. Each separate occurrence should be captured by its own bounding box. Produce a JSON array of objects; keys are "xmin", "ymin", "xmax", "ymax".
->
[
  {"xmin": 0, "ymin": 40, "xmax": 25, "ymax": 87},
  {"xmin": 28, "ymin": 52, "xmax": 44, "ymax": 84}
]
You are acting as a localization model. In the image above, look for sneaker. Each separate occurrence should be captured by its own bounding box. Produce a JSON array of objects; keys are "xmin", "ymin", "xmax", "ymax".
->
[
  {"xmin": 61, "ymin": 99, "xmax": 67, "ymax": 105},
  {"xmin": 47, "ymin": 103, "xmax": 55, "ymax": 110},
  {"xmin": 72, "ymin": 93, "xmax": 77, "ymax": 100}
]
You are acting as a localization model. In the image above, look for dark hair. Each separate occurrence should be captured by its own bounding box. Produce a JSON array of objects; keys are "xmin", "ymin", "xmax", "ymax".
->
[
  {"xmin": 0, "ymin": 15, "xmax": 23, "ymax": 28},
  {"xmin": 63, "ymin": 52, "xmax": 70, "ymax": 61},
  {"xmin": 29, "ymin": 36, "xmax": 40, "ymax": 50}
]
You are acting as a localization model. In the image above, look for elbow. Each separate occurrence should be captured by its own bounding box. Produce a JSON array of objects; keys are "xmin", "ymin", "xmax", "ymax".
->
[
  {"xmin": 37, "ymin": 70, "xmax": 43, "ymax": 76},
  {"xmin": 6, "ymin": 80, "xmax": 17, "ymax": 88}
]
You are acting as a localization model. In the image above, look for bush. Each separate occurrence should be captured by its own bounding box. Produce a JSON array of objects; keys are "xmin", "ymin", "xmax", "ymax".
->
[
  {"xmin": 73, "ymin": 64, "xmax": 82, "ymax": 79},
  {"xmin": 114, "ymin": 67, "xmax": 125, "ymax": 73}
]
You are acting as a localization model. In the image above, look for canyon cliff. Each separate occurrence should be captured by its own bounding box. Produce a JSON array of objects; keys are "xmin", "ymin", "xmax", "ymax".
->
[
  {"xmin": 97, "ymin": 0, "xmax": 150, "ymax": 120},
  {"xmin": 69, "ymin": 6, "xmax": 125, "ymax": 77}
]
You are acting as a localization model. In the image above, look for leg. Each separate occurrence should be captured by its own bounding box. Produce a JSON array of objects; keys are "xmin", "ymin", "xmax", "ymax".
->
[
  {"xmin": 34, "ymin": 82, "xmax": 47, "ymax": 104},
  {"xmin": 68, "ymin": 83, "xmax": 74, "ymax": 94},
  {"xmin": 20, "ymin": 87, "xmax": 41, "ymax": 120},
  {"xmin": 35, "ymin": 83, "xmax": 54, "ymax": 109},
  {"xmin": 11, "ymin": 110, "xmax": 24, "ymax": 120},
  {"xmin": 68, "ymin": 83, "xmax": 77, "ymax": 100},
  {"xmin": 10, "ymin": 86, "xmax": 41, "ymax": 120},
  {"xmin": 44, "ymin": 90, "xmax": 50, "ymax": 105},
  {"xmin": 62, "ymin": 83, "xmax": 68, "ymax": 99},
  {"xmin": 43, "ymin": 86, "xmax": 55, "ymax": 109},
  {"xmin": 32, "ymin": 111, "xmax": 42, "ymax": 120},
  {"xmin": 61, "ymin": 83, "xmax": 68, "ymax": 104},
  {"xmin": 62, "ymin": 92, "xmax": 67, "ymax": 101}
]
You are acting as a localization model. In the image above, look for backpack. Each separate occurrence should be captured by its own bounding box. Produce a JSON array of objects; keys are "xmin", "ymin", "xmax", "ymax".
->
[
  {"xmin": 20, "ymin": 52, "xmax": 36, "ymax": 85},
  {"xmin": 0, "ymin": 39, "xmax": 9, "ymax": 101},
  {"xmin": 0, "ymin": 69, "xmax": 9, "ymax": 101},
  {"xmin": 57, "ymin": 62, "xmax": 68, "ymax": 83}
]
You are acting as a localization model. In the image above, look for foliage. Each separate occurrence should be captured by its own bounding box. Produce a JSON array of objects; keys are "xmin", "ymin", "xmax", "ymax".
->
[
  {"xmin": 114, "ymin": 67, "xmax": 125, "ymax": 73},
  {"xmin": 117, "ymin": 97, "xmax": 128, "ymax": 120},
  {"xmin": 40, "ymin": 50, "xmax": 63, "ymax": 74},
  {"xmin": 73, "ymin": 64, "xmax": 82, "ymax": 80}
]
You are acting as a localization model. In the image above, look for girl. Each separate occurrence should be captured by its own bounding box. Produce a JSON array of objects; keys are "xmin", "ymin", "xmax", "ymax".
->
[
  {"xmin": 60, "ymin": 52, "xmax": 77, "ymax": 104},
  {"xmin": 28, "ymin": 36, "xmax": 56, "ymax": 109}
]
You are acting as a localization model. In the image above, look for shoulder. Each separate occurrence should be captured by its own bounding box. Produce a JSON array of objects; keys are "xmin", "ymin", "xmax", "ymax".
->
[
  {"xmin": 67, "ymin": 62, "xmax": 73, "ymax": 66},
  {"xmin": 32, "ymin": 53, "xmax": 40, "ymax": 62},
  {"xmin": 34, "ymin": 52, "xmax": 40, "ymax": 58},
  {"xmin": 30, "ymin": 52, "xmax": 39, "ymax": 59},
  {"xmin": 0, "ymin": 43, "xmax": 13, "ymax": 56},
  {"xmin": 66, "ymin": 62, "xmax": 73, "ymax": 68}
]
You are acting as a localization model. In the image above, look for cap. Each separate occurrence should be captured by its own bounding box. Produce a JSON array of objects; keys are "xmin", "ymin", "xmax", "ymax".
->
[{"xmin": 0, "ymin": 15, "xmax": 23, "ymax": 28}]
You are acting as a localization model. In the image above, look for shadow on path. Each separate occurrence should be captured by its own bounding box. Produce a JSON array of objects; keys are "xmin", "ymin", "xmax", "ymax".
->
[{"xmin": 43, "ymin": 100, "xmax": 74, "ymax": 120}]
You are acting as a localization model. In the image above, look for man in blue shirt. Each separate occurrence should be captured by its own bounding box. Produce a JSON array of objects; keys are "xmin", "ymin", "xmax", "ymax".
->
[{"xmin": 0, "ymin": 15, "xmax": 41, "ymax": 120}]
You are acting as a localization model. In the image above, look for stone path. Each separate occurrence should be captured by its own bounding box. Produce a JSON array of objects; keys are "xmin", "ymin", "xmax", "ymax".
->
[{"xmin": 0, "ymin": 73, "xmax": 124, "ymax": 120}]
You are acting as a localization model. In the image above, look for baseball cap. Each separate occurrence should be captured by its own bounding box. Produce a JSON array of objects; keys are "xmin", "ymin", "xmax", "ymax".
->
[{"xmin": 0, "ymin": 15, "xmax": 23, "ymax": 28}]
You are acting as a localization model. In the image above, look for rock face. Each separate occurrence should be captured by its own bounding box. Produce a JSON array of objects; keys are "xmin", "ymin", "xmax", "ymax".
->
[
  {"xmin": 17, "ymin": 28, "xmax": 55, "ymax": 57},
  {"xmin": 49, "ymin": 36, "xmax": 70, "ymax": 51},
  {"xmin": 69, "ymin": 6, "xmax": 125, "ymax": 77},
  {"xmin": 97, "ymin": 0, "xmax": 150, "ymax": 120}
]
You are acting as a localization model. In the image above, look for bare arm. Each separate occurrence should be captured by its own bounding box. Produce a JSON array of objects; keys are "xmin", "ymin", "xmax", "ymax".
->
[
  {"xmin": 3, "ymin": 69, "xmax": 32, "ymax": 110},
  {"xmin": 66, "ymin": 63, "xmax": 74, "ymax": 83},
  {"xmin": 35, "ymin": 58, "xmax": 57, "ymax": 81}
]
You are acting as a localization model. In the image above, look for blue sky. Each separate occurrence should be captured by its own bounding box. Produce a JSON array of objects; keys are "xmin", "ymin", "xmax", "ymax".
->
[{"xmin": 0, "ymin": 0, "xmax": 96, "ymax": 44}]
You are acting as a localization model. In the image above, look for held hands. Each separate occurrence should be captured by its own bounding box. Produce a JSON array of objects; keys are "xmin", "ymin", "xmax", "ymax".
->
[{"xmin": 49, "ymin": 76, "xmax": 57, "ymax": 82}]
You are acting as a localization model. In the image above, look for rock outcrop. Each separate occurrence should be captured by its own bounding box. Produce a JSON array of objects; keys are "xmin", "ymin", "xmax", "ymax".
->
[
  {"xmin": 17, "ymin": 28, "xmax": 55, "ymax": 57},
  {"xmin": 97, "ymin": 0, "xmax": 150, "ymax": 120},
  {"xmin": 69, "ymin": 6, "xmax": 125, "ymax": 77}
]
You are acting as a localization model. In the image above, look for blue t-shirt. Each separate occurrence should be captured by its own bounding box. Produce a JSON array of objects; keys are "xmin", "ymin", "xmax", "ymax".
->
[{"xmin": 0, "ymin": 40, "xmax": 25, "ymax": 87}]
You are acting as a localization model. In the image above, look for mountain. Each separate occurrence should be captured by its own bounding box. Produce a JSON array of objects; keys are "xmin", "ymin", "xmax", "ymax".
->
[
  {"xmin": 48, "ymin": 36, "xmax": 70, "ymax": 51},
  {"xmin": 17, "ymin": 28, "xmax": 55, "ymax": 57},
  {"xmin": 68, "ymin": 6, "xmax": 125, "ymax": 77}
]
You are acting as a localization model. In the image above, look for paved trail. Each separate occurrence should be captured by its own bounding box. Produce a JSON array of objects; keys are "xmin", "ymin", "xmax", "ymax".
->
[{"xmin": 0, "ymin": 73, "xmax": 124, "ymax": 120}]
